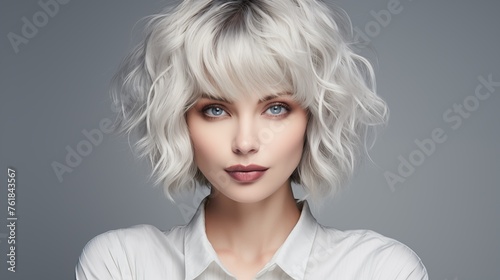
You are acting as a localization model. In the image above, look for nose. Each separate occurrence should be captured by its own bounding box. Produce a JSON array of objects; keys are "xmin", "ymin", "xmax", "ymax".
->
[{"xmin": 232, "ymin": 118, "xmax": 260, "ymax": 155}]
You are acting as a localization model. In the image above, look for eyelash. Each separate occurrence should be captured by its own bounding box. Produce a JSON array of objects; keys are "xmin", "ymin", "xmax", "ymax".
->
[{"xmin": 201, "ymin": 102, "xmax": 291, "ymax": 120}]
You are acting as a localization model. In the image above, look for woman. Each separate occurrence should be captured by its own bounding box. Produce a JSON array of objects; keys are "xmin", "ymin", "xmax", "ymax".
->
[{"xmin": 75, "ymin": 0, "xmax": 428, "ymax": 279}]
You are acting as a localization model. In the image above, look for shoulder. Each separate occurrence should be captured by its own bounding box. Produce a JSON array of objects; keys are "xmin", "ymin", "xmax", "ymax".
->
[
  {"xmin": 312, "ymin": 226, "xmax": 428, "ymax": 280},
  {"xmin": 75, "ymin": 224, "xmax": 184, "ymax": 280},
  {"xmin": 81, "ymin": 224, "xmax": 168, "ymax": 253}
]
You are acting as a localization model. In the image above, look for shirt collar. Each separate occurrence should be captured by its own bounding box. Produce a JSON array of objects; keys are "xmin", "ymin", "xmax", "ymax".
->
[
  {"xmin": 184, "ymin": 196, "xmax": 220, "ymax": 280},
  {"xmin": 271, "ymin": 198, "xmax": 318, "ymax": 280},
  {"xmin": 184, "ymin": 196, "xmax": 318, "ymax": 280}
]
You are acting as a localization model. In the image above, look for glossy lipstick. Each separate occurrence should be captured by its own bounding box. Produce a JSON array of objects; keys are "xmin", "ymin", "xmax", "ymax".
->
[{"xmin": 224, "ymin": 164, "xmax": 268, "ymax": 183}]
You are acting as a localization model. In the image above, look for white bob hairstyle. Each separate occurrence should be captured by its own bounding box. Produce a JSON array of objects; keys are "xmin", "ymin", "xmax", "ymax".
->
[{"xmin": 111, "ymin": 0, "xmax": 388, "ymax": 203}]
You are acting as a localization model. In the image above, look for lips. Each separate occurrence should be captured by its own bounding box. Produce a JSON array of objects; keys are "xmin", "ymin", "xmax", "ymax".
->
[
  {"xmin": 224, "ymin": 164, "xmax": 269, "ymax": 183},
  {"xmin": 224, "ymin": 164, "xmax": 269, "ymax": 172}
]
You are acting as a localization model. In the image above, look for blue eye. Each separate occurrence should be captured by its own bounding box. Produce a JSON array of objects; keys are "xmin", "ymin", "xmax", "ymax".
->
[
  {"xmin": 266, "ymin": 104, "xmax": 289, "ymax": 116},
  {"xmin": 203, "ymin": 106, "xmax": 227, "ymax": 117}
]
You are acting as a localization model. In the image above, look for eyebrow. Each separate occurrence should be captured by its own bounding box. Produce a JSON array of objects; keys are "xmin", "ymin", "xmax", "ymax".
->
[{"xmin": 200, "ymin": 92, "xmax": 291, "ymax": 104}]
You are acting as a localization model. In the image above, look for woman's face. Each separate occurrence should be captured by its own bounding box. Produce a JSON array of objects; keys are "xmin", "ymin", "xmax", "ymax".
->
[{"xmin": 186, "ymin": 92, "xmax": 308, "ymax": 204}]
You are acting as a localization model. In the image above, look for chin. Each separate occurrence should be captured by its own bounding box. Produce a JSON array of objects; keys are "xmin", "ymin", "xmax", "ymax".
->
[
  {"xmin": 222, "ymin": 191, "xmax": 271, "ymax": 204},
  {"xmin": 213, "ymin": 182, "xmax": 283, "ymax": 204}
]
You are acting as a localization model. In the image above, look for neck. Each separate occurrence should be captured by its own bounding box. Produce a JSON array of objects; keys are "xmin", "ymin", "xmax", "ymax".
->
[{"xmin": 204, "ymin": 184, "xmax": 301, "ymax": 262}]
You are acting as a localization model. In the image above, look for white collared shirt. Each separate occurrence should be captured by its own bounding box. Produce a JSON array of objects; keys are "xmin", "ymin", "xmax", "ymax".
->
[{"xmin": 75, "ymin": 196, "xmax": 428, "ymax": 279}]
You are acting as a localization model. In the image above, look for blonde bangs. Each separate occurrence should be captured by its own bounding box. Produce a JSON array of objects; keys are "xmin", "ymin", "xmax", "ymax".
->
[{"xmin": 182, "ymin": 1, "xmax": 302, "ymax": 103}]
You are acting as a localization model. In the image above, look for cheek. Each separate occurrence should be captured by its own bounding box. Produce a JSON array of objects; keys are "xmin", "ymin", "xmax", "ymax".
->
[
  {"xmin": 268, "ymin": 117, "xmax": 307, "ymax": 160},
  {"xmin": 187, "ymin": 119, "xmax": 225, "ymax": 165}
]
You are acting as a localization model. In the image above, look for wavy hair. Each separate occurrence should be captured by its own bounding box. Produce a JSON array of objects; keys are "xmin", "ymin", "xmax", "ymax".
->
[{"xmin": 110, "ymin": 0, "xmax": 388, "ymax": 203}]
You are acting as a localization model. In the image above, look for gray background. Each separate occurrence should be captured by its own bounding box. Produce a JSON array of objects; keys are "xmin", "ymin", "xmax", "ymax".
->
[{"xmin": 1, "ymin": 0, "xmax": 499, "ymax": 279}]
